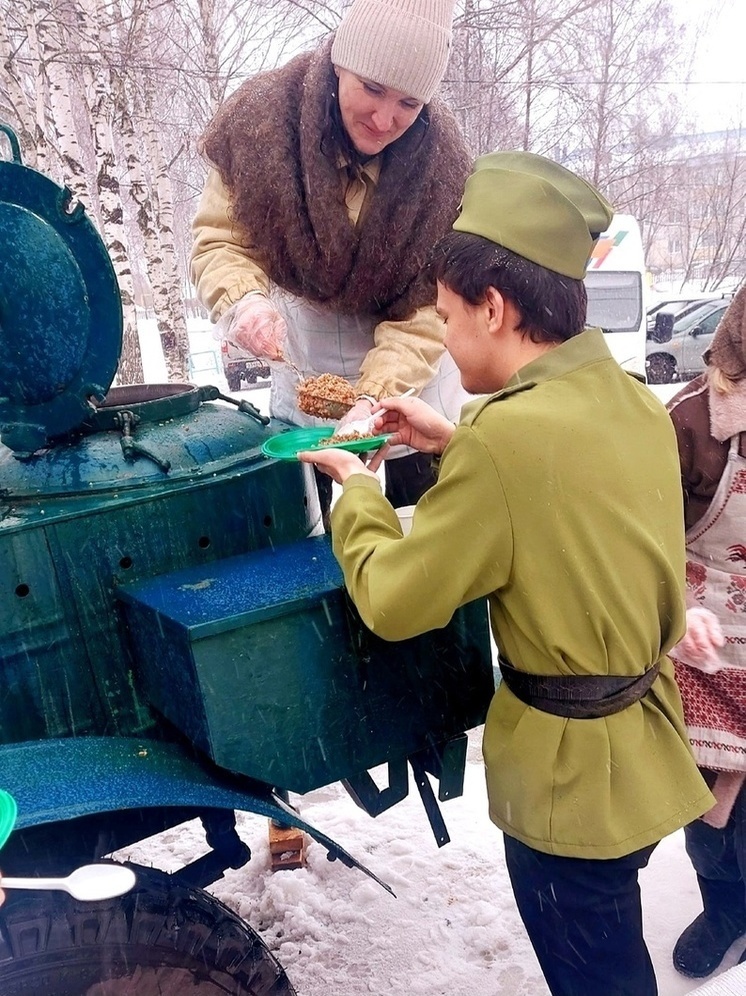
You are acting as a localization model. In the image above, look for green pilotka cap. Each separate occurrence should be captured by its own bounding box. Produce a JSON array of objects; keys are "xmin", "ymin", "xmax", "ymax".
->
[{"xmin": 453, "ymin": 151, "xmax": 615, "ymax": 279}]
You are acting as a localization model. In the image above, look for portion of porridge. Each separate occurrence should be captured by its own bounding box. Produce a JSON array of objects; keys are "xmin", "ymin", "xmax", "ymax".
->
[
  {"xmin": 296, "ymin": 374, "xmax": 355, "ymax": 419},
  {"xmin": 318, "ymin": 427, "xmax": 376, "ymax": 445}
]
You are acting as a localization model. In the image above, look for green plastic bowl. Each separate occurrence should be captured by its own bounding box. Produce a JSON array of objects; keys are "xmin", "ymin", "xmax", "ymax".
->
[
  {"xmin": 0, "ymin": 791, "xmax": 17, "ymax": 849},
  {"xmin": 261, "ymin": 427, "xmax": 392, "ymax": 460}
]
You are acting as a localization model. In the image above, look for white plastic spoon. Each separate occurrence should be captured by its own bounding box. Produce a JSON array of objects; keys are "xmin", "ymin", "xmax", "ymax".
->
[
  {"xmin": 0, "ymin": 863, "xmax": 137, "ymax": 901},
  {"xmin": 335, "ymin": 388, "xmax": 416, "ymax": 438}
]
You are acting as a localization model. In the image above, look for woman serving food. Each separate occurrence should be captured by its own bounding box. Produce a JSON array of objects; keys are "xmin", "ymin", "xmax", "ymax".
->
[{"xmin": 190, "ymin": 0, "xmax": 471, "ymax": 513}]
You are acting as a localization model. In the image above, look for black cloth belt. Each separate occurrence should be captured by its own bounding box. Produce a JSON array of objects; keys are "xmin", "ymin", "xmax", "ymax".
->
[{"xmin": 497, "ymin": 654, "xmax": 661, "ymax": 719}]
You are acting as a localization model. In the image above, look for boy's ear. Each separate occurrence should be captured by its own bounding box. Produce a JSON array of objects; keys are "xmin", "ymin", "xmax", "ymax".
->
[{"xmin": 484, "ymin": 287, "xmax": 505, "ymax": 331}]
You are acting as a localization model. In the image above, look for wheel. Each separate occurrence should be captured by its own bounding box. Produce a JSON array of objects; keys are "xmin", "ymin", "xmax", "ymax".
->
[
  {"xmin": 646, "ymin": 353, "xmax": 677, "ymax": 384},
  {"xmin": 0, "ymin": 863, "xmax": 296, "ymax": 995},
  {"xmin": 226, "ymin": 371, "xmax": 243, "ymax": 392}
]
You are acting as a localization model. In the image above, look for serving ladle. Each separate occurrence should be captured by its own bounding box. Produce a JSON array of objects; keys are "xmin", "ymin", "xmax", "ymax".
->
[{"xmin": 0, "ymin": 863, "xmax": 137, "ymax": 901}]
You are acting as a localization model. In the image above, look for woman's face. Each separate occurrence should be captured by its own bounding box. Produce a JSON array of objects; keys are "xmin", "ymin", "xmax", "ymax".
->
[{"xmin": 334, "ymin": 68, "xmax": 423, "ymax": 156}]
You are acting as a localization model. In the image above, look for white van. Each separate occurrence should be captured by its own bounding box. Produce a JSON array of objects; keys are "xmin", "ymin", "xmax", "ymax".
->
[{"xmin": 584, "ymin": 214, "xmax": 648, "ymax": 378}]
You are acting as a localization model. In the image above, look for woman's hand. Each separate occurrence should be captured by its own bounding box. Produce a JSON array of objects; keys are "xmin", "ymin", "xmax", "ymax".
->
[
  {"xmin": 338, "ymin": 397, "xmax": 375, "ymax": 430},
  {"xmin": 367, "ymin": 396, "xmax": 455, "ymax": 472},
  {"xmin": 298, "ymin": 447, "xmax": 379, "ymax": 485},
  {"xmin": 229, "ymin": 295, "xmax": 287, "ymax": 360},
  {"xmin": 676, "ymin": 606, "xmax": 725, "ymax": 673}
]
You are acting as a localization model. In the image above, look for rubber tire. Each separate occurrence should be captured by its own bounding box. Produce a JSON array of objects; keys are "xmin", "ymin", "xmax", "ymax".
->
[
  {"xmin": 0, "ymin": 863, "xmax": 296, "ymax": 995},
  {"xmin": 226, "ymin": 371, "xmax": 243, "ymax": 392},
  {"xmin": 647, "ymin": 353, "xmax": 677, "ymax": 384}
]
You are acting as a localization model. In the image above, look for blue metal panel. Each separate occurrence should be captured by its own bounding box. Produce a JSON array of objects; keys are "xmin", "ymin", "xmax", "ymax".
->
[
  {"xmin": 118, "ymin": 535, "xmax": 494, "ymax": 794},
  {"xmin": 117, "ymin": 533, "xmax": 345, "ymax": 634},
  {"xmin": 0, "ymin": 737, "xmax": 394, "ymax": 893}
]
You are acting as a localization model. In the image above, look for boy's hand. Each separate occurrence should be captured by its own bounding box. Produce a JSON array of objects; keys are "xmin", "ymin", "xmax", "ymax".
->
[
  {"xmin": 298, "ymin": 448, "xmax": 379, "ymax": 485},
  {"xmin": 367, "ymin": 397, "xmax": 455, "ymax": 472}
]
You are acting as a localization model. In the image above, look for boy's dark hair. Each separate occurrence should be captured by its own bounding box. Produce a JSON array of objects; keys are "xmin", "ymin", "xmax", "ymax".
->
[{"xmin": 426, "ymin": 231, "xmax": 588, "ymax": 343}]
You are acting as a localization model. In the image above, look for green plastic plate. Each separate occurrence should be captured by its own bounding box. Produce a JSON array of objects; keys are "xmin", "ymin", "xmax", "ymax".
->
[
  {"xmin": 0, "ymin": 790, "xmax": 17, "ymax": 849},
  {"xmin": 261, "ymin": 427, "xmax": 392, "ymax": 460}
]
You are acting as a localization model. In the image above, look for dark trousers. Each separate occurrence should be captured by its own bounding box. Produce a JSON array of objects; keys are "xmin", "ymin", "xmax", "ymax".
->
[
  {"xmin": 503, "ymin": 833, "xmax": 658, "ymax": 996},
  {"xmin": 684, "ymin": 771, "xmax": 746, "ymax": 924},
  {"xmin": 315, "ymin": 451, "xmax": 437, "ymax": 527}
]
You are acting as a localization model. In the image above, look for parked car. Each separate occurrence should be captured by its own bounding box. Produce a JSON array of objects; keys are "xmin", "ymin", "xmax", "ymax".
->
[
  {"xmin": 221, "ymin": 339, "xmax": 270, "ymax": 391},
  {"xmin": 645, "ymin": 298, "xmax": 730, "ymax": 384},
  {"xmin": 646, "ymin": 293, "xmax": 728, "ymax": 334}
]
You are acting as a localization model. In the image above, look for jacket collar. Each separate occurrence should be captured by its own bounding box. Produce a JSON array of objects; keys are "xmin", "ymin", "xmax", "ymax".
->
[{"xmin": 461, "ymin": 328, "xmax": 612, "ymax": 425}]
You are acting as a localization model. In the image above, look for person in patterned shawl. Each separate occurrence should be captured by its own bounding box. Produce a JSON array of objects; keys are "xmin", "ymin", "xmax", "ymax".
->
[{"xmin": 668, "ymin": 283, "xmax": 746, "ymax": 979}]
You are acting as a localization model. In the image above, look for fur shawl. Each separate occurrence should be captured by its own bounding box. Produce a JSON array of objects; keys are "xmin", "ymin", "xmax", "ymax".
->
[
  {"xmin": 707, "ymin": 285, "xmax": 746, "ymax": 380},
  {"xmin": 200, "ymin": 37, "xmax": 471, "ymax": 321},
  {"xmin": 709, "ymin": 377, "xmax": 746, "ymax": 442}
]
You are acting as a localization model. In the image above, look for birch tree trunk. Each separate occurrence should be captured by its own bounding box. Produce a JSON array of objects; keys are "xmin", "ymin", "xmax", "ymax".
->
[
  {"xmin": 74, "ymin": 0, "xmax": 143, "ymax": 383},
  {"xmin": 32, "ymin": 0, "xmax": 92, "ymax": 207},
  {"xmin": 197, "ymin": 0, "xmax": 225, "ymax": 113},
  {"xmin": 120, "ymin": 84, "xmax": 190, "ymax": 381},
  {"xmin": 0, "ymin": 11, "xmax": 38, "ymax": 164},
  {"xmin": 21, "ymin": 1, "xmax": 51, "ymax": 173},
  {"xmin": 116, "ymin": 0, "xmax": 190, "ymax": 382},
  {"xmin": 143, "ymin": 125, "xmax": 192, "ymax": 381}
]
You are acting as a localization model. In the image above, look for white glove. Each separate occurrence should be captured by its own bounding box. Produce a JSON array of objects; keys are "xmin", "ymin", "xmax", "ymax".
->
[
  {"xmin": 229, "ymin": 295, "xmax": 287, "ymax": 361},
  {"xmin": 675, "ymin": 607, "xmax": 726, "ymax": 674}
]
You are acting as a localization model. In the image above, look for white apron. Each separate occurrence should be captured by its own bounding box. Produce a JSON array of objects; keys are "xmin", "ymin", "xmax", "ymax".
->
[
  {"xmin": 268, "ymin": 288, "xmax": 470, "ymax": 459},
  {"xmin": 672, "ymin": 434, "xmax": 746, "ymax": 770}
]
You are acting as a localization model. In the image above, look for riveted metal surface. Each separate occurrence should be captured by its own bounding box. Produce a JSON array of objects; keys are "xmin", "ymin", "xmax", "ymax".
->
[
  {"xmin": 0, "ymin": 398, "xmax": 286, "ymax": 499},
  {"xmin": 0, "ymin": 453, "xmax": 311, "ymax": 745}
]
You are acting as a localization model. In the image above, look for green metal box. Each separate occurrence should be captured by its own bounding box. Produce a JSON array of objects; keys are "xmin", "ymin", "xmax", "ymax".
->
[{"xmin": 118, "ymin": 536, "xmax": 493, "ymax": 794}]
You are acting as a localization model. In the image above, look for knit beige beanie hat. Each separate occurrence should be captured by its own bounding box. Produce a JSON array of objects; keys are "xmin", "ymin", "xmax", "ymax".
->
[{"xmin": 331, "ymin": 0, "xmax": 456, "ymax": 104}]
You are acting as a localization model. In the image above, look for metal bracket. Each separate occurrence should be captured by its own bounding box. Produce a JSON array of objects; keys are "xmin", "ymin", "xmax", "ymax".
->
[
  {"xmin": 341, "ymin": 734, "xmax": 469, "ymax": 849},
  {"xmin": 415, "ymin": 733, "xmax": 468, "ymax": 802},
  {"xmin": 342, "ymin": 758, "xmax": 409, "ymax": 817},
  {"xmin": 171, "ymin": 808, "xmax": 251, "ymax": 889},
  {"xmin": 115, "ymin": 410, "xmax": 171, "ymax": 472},
  {"xmin": 199, "ymin": 385, "xmax": 270, "ymax": 426},
  {"xmin": 409, "ymin": 752, "xmax": 450, "ymax": 847}
]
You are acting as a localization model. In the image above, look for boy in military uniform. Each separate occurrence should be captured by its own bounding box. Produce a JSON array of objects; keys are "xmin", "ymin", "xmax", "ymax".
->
[{"xmin": 300, "ymin": 151, "xmax": 712, "ymax": 996}]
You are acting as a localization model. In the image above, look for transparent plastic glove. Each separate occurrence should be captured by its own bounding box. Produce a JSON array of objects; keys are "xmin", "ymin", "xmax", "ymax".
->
[
  {"xmin": 676, "ymin": 607, "xmax": 726, "ymax": 673},
  {"xmin": 229, "ymin": 295, "xmax": 287, "ymax": 361},
  {"xmin": 335, "ymin": 389, "xmax": 416, "ymax": 438},
  {"xmin": 334, "ymin": 398, "xmax": 376, "ymax": 437}
]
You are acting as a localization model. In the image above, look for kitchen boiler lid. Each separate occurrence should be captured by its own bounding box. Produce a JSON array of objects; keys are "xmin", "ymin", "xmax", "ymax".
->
[{"xmin": 0, "ymin": 124, "xmax": 122, "ymax": 453}]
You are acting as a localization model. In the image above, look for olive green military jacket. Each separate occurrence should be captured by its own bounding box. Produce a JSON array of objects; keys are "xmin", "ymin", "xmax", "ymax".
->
[{"xmin": 331, "ymin": 329, "xmax": 713, "ymax": 858}]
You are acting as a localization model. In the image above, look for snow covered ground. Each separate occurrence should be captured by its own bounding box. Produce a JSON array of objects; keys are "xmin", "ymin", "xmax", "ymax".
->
[
  {"xmin": 117, "ymin": 728, "xmax": 740, "ymax": 996},
  {"xmin": 107, "ymin": 348, "xmax": 736, "ymax": 995}
]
